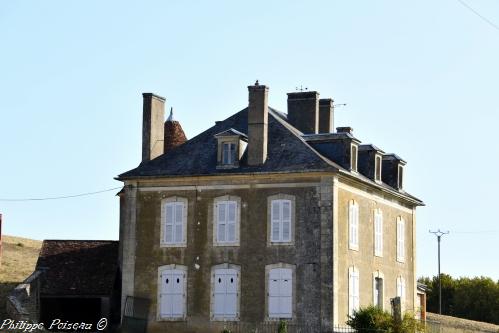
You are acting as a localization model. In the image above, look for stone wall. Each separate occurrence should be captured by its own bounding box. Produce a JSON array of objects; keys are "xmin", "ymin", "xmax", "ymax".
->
[
  {"xmin": 427, "ymin": 312, "xmax": 499, "ymax": 333},
  {"xmin": 6, "ymin": 270, "xmax": 42, "ymax": 321}
]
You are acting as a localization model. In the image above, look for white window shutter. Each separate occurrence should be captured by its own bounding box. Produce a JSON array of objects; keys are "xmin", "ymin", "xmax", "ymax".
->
[
  {"xmin": 165, "ymin": 204, "xmax": 174, "ymax": 243},
  {"xmin": 397, "ymin": 218, "xmax": 405, "ymax": 261},
  {"xmin": 160, "ymin": 269, "xmax": 186, "ymax": 318},
  {"xmin": 348, "ymin": 269, "xmax": 354, "ymax": 316},
  {"xmin": 280, "ymin": 268, "xmax": 292, "ymax": 318},
  {"xmin": 217, "ymin": 203, "xmax": 226, "ymax": 242},
  {"xmin": 282, "ymin": 201, "xmax": 291, "ymax": 242},
  {"xmin": 213, "ymin": 271, "xmax": 226, "ymax": 316},
  {"xmin": 349, "ymin": 201, "xmax": 359, "ymax": 249},
  {"xmin": 227, "ymin": 202, "xmax": 236, "ymax": 242},
  {"xmin": 174, "ymin": 203, "xmax": 183, "ymax": 243},
  {"xmin": 271, "ymin": 201, "xmax": 281, "ymax": 242}
]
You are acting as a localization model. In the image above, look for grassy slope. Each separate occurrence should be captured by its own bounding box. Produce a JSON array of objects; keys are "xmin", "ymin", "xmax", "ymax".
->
[{"xmin": 0, "ymin": 235, "xmax": 42, "ymax": 319}]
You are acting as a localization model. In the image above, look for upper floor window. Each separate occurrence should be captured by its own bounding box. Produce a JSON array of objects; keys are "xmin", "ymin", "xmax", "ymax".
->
[
  {"xmin": 211, "ymin": 264, "xmax": 240, "ymax": 321},
  {"xmin": 214, "ymin": 128, "xmax": 248, "ymax": 169},
  {"xmin": 268, "ymin": 195, "xmax": 295, "ymax": 244},
  {"xmin": 158, "ymin": 265, "xmax": 187, "ymax": 320},
  {"xmin": 351, "ymin": 144, "xmax": 358, "ymax": 172},
  {"xmin": 348, "ymin": 200, "xmax": 359, "ymax": 250},
  {"xmin": 396, "ymin": 216, "xmax": 405, "ymax": 262},
  {"xmin": 374, "ymin": 209, "xmax": 383, "ymax": 257},
  {"xmin": 161, "ymin": 197, "xmax": 187, "ymax": 247},
  {"xmin": 375, "ymin": 155, "xmax": 382, "ymax": 182},
  {"xmin": 267, "ymin": 264, "xmax": 294, "ymax": 319},
  {"xmin": 213, "ymin": 196, "xmax": 240, "ymax": 246},
  {"xmin": 348, "ymin": 266, "xmax": 360, "ymax": 316}
]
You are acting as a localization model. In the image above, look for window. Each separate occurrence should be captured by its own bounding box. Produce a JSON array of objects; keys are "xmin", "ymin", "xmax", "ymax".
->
[
  {"xmin": 374, "ymin": 209, "xmax": 383, "ymax": 257},
  {"xmin": 348, "ymin": 200, "xmax": 359, "ymax": 250},
  {"xmin": 374, "ymin": 277, "xmax": 383, "ymax": 309},
  {"xmin": 222, "ymin": 142, "xmax": 237, "ymax": 165},
  {"xmin": 396, "ymin": 217, "xmax": 405, "ymax": 262},
  {"xmin": 351, "ymin": 144, "xmax": 358, "ymax": 172},
  {"xmin": 161, "ymin": 197, "xmax": 187, "ymax": 247},
  {"xmin": 271, "ymin": 199, "xmax": 292, "ymax": 243},
  {"xmin": 348, "ymin": 266, "xmax": 360, "ymax": 316},
  {"xmin": 268, "ymin": 267, "xmax": 293, "ymax": 319},
  {"xmin": 375, "ymin": 155, "xmax": 382, "ymax": 182},
  {"xmin": 211, "ymin": 264, "xmax": 240, "ymax": 321},
  {"xmin": 396, "ymin": 276, "xmax": 406, "ymax": 311},
  {"xmin": 214, "ymin": 196, "xmax": 240, "ymax": 246},
  {"xmin": 398, "ymin": 165, "xmax": 404, "ymax": 189},
  {"xmin": 158, "ymin": 265, "xmax": 187, "ymax": 320}
]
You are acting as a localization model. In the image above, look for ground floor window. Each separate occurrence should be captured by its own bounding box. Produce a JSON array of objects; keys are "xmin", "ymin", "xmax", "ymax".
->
[
  {"xmin": 268, "ymin": 266, "xmax": 293, "ymax": 319},
  {"xmin": 158, "ymin": 265, "xmax": 187, "ymax": 320},
  {"xmin": 211, "ymin": 264, "xmax": 240, "ymax": 320}
]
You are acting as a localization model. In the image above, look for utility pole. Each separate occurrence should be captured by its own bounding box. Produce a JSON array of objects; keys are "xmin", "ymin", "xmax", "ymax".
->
[{"xmin": 429, "ymin": 229, "xmax": 449, "ymax": 314}]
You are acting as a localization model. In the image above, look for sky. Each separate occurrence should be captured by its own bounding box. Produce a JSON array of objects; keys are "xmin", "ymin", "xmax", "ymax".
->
[{"xmin": 1, "ymin": 1, "xmax": 498, "ymax": 280}]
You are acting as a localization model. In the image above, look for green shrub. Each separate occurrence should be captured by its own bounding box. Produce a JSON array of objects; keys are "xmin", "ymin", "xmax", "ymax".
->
[
  {"xmin": 220, "ymin": 328, "xmax": 231, "ymax": 333},
  {"xmin": 278, "ymin": 320, "xmax": 288, "ymax": 333},
  {"xmin": 347, "ymin": 306, "xmax": 426, "ymax": 333},
  {"xmin": 347, "ymin": 306, "xmax": 392, "ymax": 332}
]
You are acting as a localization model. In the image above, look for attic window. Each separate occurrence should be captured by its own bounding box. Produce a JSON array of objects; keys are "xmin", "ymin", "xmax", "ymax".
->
[
  {"xmin": 222, "ymin": 143, "xmax": 236, "ymax": 165},
  {"xmin": 398, "ymin": 165, "xmax": 404, "ymax": 189},
  {"xmin": 375, "ymin": 155, "xmax": 382, "ymax": 182},
  {"xmin": 214, "ymin": 128, "xmax": 247, "ymax": 169},
  {"xmin": 350, "ymin": 144, "xmax": 358, "ymax": 172}
]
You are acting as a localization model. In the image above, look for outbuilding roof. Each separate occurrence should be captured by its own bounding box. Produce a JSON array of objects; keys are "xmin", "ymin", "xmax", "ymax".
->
[{"xmin": 36, "ymin": 240, "xmax": 119, "ymax": 296}]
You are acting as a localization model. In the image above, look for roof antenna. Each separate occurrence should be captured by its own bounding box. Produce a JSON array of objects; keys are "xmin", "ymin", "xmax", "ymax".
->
[
  {"xmin": 255, "ymin": 80, "xmax": 259, "ymax": 86},
  {"xmin": 295, "ymin": 85, "xmax": 308, "ymax": 92},
  {"xmin": 167, "ymin": 107, "xmax": 174, "ymax": 121},
  {"xmin": 333, "ymin": 103, "xmax": 347, "ymax": 109}
]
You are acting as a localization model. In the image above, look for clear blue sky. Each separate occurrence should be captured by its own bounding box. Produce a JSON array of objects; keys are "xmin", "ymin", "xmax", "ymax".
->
[{"xmin": 1, "ymin": 1, "xmax": 498, "ymax": 279}]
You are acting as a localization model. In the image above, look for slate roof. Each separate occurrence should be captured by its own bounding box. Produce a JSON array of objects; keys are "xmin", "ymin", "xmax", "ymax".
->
[
  {"xmin": 117, "ymin": 106, "xmax": 423, "ymax": 205},
  {"xmin": 118, "ymin": 107, "xmax": 337, "ymax": 179},
  {"xmin": 36, "ymin": 240, "xmax": 119, "ymax": 296}
]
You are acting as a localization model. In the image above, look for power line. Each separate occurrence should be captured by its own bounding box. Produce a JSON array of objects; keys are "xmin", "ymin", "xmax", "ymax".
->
[
  {"xmin": 0, "ymin": 186, "xmax": 122, "ymax": 202},
  {"xmin": 457, "ymin": 0, "xmax": 499, "ymax": 32}
]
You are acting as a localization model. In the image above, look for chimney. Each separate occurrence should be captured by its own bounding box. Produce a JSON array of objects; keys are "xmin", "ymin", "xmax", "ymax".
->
[
  {"xmin": 287, "ymin": 91, "xmax": 319, "ymax": 134},
  {"xmin": 142, "ymin": 93, "xmax": 165, "ymax": 162},
  {"xmin": 247, "ymin": 81, "xmax": 268, "ymax": 166},
  {"xmin": 319, "ymin": 98, "xmax": 334, "ymax": 133},
  {"xmin": 164, "ymin": 108, "xmax": 187, "ymax": 153}
]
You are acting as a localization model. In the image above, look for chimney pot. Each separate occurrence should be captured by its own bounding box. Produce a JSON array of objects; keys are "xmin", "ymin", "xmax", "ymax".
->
[{"xmin": 336, "ymin": 126, "xmax": 353, "ymax": 134}]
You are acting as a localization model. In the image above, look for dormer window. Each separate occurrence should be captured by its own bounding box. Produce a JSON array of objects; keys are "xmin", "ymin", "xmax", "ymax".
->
[
  {"xmin": 398, "ymin": 165, "xmax": 404, "ymax": 189},
  {"xmin": 350, "ymin": 144, "xmax": 358, "ymax": 172},
  {"xmin": 375, "ymin": 155, "xmax": 382, "ymax": 182},
  {"xmin": 215, "ymin": 128, "xmax": 248, "ymax": 169}
]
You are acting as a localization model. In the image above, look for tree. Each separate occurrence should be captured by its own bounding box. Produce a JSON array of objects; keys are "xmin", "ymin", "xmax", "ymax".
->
[
  {"xmin": 347, "ymin": 306, "xmax": 424, "ymax": 333},
  {"xmin": 418, "ymin": 275, "xmax": 499, "ymax": 325}
]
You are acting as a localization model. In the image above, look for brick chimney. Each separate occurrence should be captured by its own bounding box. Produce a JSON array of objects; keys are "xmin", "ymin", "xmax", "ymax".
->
[
  {"xmin": 287, "ymin": 91, "xmax": 319, "ymax": 134},
  {"xmin": 164, "ymin": 108, "xmax": 187, "ymax": 153},
  {"xmin": 319, "ymin": 98, "xmax": 334, "ymax": 133},
  {"xmin": 142, "ymin": 93, "xmax": 165, "ymax": 162},
  {"xmin": 247, "ymin": 81, "xmax": 268, "ymax": 166}
]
